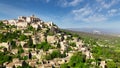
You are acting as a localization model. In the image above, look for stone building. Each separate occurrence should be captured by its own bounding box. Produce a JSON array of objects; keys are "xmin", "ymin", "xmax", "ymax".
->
[{"xmin": 0, "ymin": 42, "xmax": 12, "ymax": 51}]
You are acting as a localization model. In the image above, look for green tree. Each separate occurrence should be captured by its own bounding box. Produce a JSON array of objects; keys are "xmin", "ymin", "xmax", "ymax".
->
[
  {"xmin": 0, "ymin": 21, "xmax": 5, "ymax": 28},
  {"xmin": 107, "ymin": 61, "xmax": 117, "ymax": 68},
  {"xmin": 36, "ymin": 42, "xmax": 52, "ymax": 51},
  {"xmin": 19, "ymin": 34, "xmax": 27, "ymax": 41},
  {"xmin": 69, "ymin": 42, "xmax": 76, "ymax": 47},
  {"xmin": 27, "ymin": 26, "xmax": 34, "ymax": 31},
  {"xmin": 45, "ymin": 50, "xmax": 66, "ymax": 60},
  {"xmin": 68, "ymin": 52, "xmax": 86, "ymax": 67},
  {"xmin": 0, "ymin": 52, "xmax": 12, "ymax": 64},
  {"xmin": 27, "ymin": 36, "xmax": 33, "ymax": 48},
  {"xmin": 60, "ymin": 63, "xmax": 69, "ymax": 68},
  {"xmin": 18, "ymin": 46, "xmax": 24, "ymax": 54},
  {"xmin": 10, "ymin": 40, "xmax": 16, "ymax": 48}
]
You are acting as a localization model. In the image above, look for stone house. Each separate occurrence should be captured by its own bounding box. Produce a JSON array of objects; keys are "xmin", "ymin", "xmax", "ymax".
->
[
  {"xmin": 18, "ymin": 15, "xmax": 40, "ymax": 23},
  {"xmin": 16, "ymin": 22, "xmax": 28, "ymax": 28},
  {"xmin": 12, "ymin": 58, "xmax": 19, "ymax": 63},
  {"xmin": 100, "ymin": 61, "xmax": 106, "ymax": 68},
  {"xmin": 0, "ymin": 42, "xmax": 12, "ymax": 51},
  {"xmin": 60, "ymin": 41, "xmax": 68, "ymax": 51},
  {"xmin": 32, "ymin": 36, "xmax": 37, "ymax": 45},
  {"xmin": 18, "ymin": 16, "xmax": 26, "ymax": 22},
  {"xmin": 8, "ymin": 19, "xmax": 17, "ymax": 25},
  {"xmin": 31, "ymin": 35, "xmax": 39, "ymax": 45},
  {"xmin": 0, "ymin": 47, "xmax": 7, "ymax": 52},
  {"xmin": 39, "ymin": 33, "xmax": 46, "ymax": 42},
  {"xmin": 3, "ymin": 62, "xmax": 9, "ymax": 66},
  {"xmin": 14, "ymin": 60, "xmax": 25, "ymax": 68},
  {"xmin": 64, "ymin": 35, "xmax": 68, "ymax": 40},
  {"xmin": 19, "ymin": 41, "xmax": 27, "ymax": 47},
  {"xmin": 6, "ymin": 58, "xmax": 23, "ymax": 68},
  {"xmin": 47, "ymin": 36, "xmax": 59, "ymax": 44},
  {"xmin": 31, "ymin": 23, "xmax": 40, "ymax": 30},
  {"xmin": 11, "ymin": 49, "xmax": 18, "ymax": 54},
  {"xmin": 76, "ymin": 40, "xmax": 84, "ymax": 48},
  {"xmin": 36, "ymin": 64, "xmax": 44, "ymax": 68},
  {"xmin": 6, "ymin": 62, "xmax": 15, "ymax": 68},
  {"xmin": 28, "ymin": 59, "xmax": 38, "ymax": 67},
  {"xmin": 43, "ymin": 64, "xmax": 53, "ymax": 68},
  {"xmin": 45, "ymin": 22, "xmax": 53, "ymax": 27},
  {"xmin": 3, "ymin": 20, "xmax": 9, "ymax": 24},
  {"xmin": 85, "ymin": 50, "xmax": 93, "ymax": 59},
  {"xmin": 35, "ymin": 50, "xmax": 44, "ymax": 60}
]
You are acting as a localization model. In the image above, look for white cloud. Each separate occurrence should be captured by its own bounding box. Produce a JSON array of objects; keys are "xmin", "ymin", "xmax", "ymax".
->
[
  {"xmin": 45, "ymin": 0, "xmax": 50, "ymax": 3},
  {"xmin": 69, "ymin": 0, "xmax": 120, "ymax": 23},
  {"xmin": 72, "ymin": 6, "xmax": 92, "ymax": 16},
  {"xmin": 72, "ymin": 5, "xmax": 107, "ymax": 22},
  {"xmin": 96, "ymin": 0, "xmax": 120, "ymax": 9},
  {"xmin": 85, "ymin": 14, "xmax": 107, "ymax": 22},
  {"xmin": 108, "ymin": 9, "xmax": 120, "ymax": 16},
  {"xmin": 108, "ymin": 9, "xmax": 117, "ymax": 13},
  {"xmin": 69, "ymin": 0, "xmax": 83, "ymax": 6},
  {"xmin": 59, "ymin": 0, "xmax": 83, "ymax": 7}
]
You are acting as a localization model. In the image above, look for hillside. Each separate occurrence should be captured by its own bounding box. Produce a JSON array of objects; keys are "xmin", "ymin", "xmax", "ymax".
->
[
  {"xmin": 63, "ymin": 29, "xmax": 120, "ymax": 67},
  {"xmin": 0, "ymin": 15, "xmax": 119, "ymax": 68}
]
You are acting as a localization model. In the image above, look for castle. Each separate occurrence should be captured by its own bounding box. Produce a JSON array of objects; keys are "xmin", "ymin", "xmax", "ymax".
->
[{"xmin": 2, "ymin": 15, "xmax": 54, "ymax": 30}]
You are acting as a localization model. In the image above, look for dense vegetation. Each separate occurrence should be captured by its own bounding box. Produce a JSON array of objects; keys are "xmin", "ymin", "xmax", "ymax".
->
[
  {"xmin": 36, "ymin": 42, "xmax": 53, "ymax": 51},
  {"xmin": 45, "ymin": 50, "xmax": 66, "ymax": 60},
  {"xmin": 60, "ymin": 52, "xmax": 95, "ymax": 68},
  {"xmin": 0, "ymin": 52, "xmax": 12, "ymax": 64}
]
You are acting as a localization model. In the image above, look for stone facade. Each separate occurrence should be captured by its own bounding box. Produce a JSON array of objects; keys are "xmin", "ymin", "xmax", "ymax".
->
[{"xmin": 0, "ymin": 42, "xmax": 11, "ymax": 51}]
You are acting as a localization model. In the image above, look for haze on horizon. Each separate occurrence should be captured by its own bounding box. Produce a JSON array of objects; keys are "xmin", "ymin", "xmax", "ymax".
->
[{"xmin": 0, "ymin": 0, "xmax": 120, "ymax": 30}]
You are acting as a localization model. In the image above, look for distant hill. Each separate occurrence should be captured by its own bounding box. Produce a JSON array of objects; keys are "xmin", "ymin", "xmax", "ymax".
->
[
  {"xmin": 63, "ymin": 29, "xmax": 120, "ymax": 40},
  {"xmin": 66, "ymin": 28, "xmax": 120, "ymax": 36}
]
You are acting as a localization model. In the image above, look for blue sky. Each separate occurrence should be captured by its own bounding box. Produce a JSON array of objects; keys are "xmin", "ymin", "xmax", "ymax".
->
[{"xmin": 0, "ymin": 0, "xmax": 120, "ymax": 29}]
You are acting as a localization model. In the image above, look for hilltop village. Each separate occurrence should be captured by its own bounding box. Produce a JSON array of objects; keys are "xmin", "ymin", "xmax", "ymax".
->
[{"xmin": 0, "ymin": 15, "xmax": 106, "ymax": 68}]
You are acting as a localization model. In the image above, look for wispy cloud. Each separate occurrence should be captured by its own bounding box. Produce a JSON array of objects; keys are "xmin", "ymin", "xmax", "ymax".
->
[
  {"xmin": 96, "ymin": 0, "xmax": 120, "ymax": 9},
  {"xmin": 68, "ymin": 0, "xmax": 120, "ymax": 23},
  {"xmin": 59, "ymin": 0, "xmax": 83, "ymax": 7},
  {"xmin": 46, "ymin": 0, "xmax": 50, "ymax": 3},
  {"xmin": 108, "ymin": 8, "xmax": 120, "ymax": 17},
  {"xmin": 108, "ymin": 9, "xmax": 118, "ymax": 16},
  {"xmin": 72, "ymin": 5, "xmax": 107, "ymax": 22},
  {"xmin": 72, "ymin": 5, "xmax": 93, "ymax": 17},
  {"xmin": 69, "ymin": 0, "xmax": 83, "ymax": 6}
]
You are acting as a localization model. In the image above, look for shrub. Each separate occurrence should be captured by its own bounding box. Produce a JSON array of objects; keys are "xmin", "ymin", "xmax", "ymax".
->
[{"xmin": 36, "ymin": 42, "xmax": 52, "ymax": 51}]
